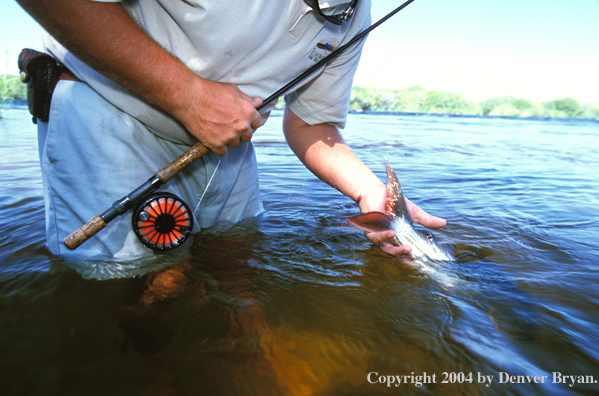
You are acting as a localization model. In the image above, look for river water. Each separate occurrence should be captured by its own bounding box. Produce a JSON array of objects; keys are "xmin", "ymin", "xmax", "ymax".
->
[{"xmin": 1, "ymin": 102, "xmax": 599, "ymax": 395}]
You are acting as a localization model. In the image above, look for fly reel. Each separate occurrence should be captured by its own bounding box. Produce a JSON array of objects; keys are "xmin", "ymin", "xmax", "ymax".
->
[{"xmin": 132, "ymin": 192, "xmax": 193, "ymax": 251}]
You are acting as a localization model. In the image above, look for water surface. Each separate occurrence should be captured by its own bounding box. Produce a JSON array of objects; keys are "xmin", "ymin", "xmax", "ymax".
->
[{"xmin": 1, "ymin": 102, "xmax": 599, "ymax": 395}]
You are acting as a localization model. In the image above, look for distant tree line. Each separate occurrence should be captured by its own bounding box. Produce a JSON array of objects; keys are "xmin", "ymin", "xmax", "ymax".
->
[
  {"xmin": 0, "ymin": 74, "xmax": 26, "ymax": 101},
  {"xmin": 2, "ymin": 75, "xmax": 598, "ymax": 120},
  {"xmin": 349, "ymin": 86, "xmax": 599, "ymax": 119}
]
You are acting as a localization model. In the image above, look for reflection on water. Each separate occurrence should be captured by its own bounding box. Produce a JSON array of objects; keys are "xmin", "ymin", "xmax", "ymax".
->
[{"xmin": 1, "ymin": 102, "xmax": 599, "ymax": 395}]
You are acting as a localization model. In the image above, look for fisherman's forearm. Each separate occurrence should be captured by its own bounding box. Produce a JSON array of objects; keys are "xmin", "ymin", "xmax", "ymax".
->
[
  {"xmin": 17, "ymin": 0, "xmax": 265, "ymax": 154},
  {"xmin": 283, "ymin": 108, "xmax": 384, "ymax": 204},
  {"xmin": 16, "ymin": 0, "xmax": 199, "ymax": 119}
]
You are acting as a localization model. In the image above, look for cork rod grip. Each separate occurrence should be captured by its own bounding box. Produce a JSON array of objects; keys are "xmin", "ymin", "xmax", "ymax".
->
[
  {"xmin": 63, "ymin": 215, "xmax": 107, "ymax": 250},
  {"xmin": 157, "ymin": 142, "xmax": 210, "ymax": 183}
]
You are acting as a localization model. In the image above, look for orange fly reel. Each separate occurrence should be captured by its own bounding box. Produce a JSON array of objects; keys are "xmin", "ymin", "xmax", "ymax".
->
[{"xmin": 132, "ymin": 193, "xmax": 193, "ymax": 251}]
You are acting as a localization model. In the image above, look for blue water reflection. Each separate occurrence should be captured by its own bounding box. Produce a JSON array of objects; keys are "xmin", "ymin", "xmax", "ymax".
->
[{"xmin": 1, "ymin": 102, "xmax": 599, "ymax": 395}]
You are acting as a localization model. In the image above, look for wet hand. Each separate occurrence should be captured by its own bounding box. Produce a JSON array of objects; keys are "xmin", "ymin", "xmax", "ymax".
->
[
  {"xmin": 173, "ymin": 78, "xmax": 264, "ymax": 157},
  {"xmin": 358, "ymin": 185, "xmax": 446, "ymax": 257}
]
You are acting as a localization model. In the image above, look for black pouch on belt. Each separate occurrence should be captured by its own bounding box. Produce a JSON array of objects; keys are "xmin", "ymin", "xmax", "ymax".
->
[{"xmin": 18, "ymin": 48, "xmax": 63, "ymax": 123}]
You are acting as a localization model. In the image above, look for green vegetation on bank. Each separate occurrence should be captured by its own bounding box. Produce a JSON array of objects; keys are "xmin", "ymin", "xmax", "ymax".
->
[
  {"xmin": 2, "ymin": 75, "xmax": 598, "ymax": 120},
  {"xmin": 0, "ymin": 74, "xmax": 27, "ymax": 117},
  {"xmin": 1, "ymin": 74, "xmax": 26, "ymax": 102},
  {"xmin": 350, "ymin": 86, "xmax": 599, "ymax": 119}
]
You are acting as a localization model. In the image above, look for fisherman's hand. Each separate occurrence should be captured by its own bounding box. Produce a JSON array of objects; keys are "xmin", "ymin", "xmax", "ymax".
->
[
  {"xmin": 358, "ymin": 185, "xmax": 446, "ymax": 257},
  {"xmin": 172, "ymin": 78, "xmax": 264, "ymax": 157}
]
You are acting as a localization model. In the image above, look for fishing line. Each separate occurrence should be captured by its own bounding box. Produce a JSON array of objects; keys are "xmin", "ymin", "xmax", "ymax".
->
[
  {"xmin": 284, "ymin": 178, "xmax": 308, "ymax": 210},
  {"xmin": 193, "ymin": 157, "xmax": 222, "ymax": 218},
  {"xmin": 353, "ymin": 0, "xmax": 441, "ymax": 89}
]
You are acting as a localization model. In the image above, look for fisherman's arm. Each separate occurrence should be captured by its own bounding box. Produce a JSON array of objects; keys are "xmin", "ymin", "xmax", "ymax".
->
[
  {"xmin": 283, "ymin": 108, "xmax": 446, "ymax": 256},
  {"xmin": 16, "ymin": 0, "xmax": 262, "ymax": 157}
]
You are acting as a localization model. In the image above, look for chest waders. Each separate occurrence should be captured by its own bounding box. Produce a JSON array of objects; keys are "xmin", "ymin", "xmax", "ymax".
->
[{"xmin": 62, "ymin": 0, "xmax": 417, "ymax": 252}]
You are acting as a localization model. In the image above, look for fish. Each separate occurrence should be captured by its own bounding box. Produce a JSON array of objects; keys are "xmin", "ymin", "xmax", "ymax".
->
[{"xmin": 348, "ymin": 163, "xmax": 457, "ymax": 286}]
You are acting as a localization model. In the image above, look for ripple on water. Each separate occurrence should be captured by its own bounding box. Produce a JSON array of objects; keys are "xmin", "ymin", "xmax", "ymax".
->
[{"xmin": 2, "ymin": 107, "xmax": 599, "ymax": 395}]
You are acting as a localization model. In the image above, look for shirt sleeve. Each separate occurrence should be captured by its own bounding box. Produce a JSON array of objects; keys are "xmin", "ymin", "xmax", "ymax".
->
[{"xmin": 285, "ymin": 1, "xmax": 371, "ymax": 129}]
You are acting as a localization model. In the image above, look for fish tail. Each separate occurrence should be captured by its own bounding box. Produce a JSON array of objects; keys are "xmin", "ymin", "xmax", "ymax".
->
[{"xmin": 347, "ymin": 212, "xmax": 393, "ymax": 233}]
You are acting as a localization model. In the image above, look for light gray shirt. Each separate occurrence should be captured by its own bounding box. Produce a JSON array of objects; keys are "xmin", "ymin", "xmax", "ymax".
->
[{"xmin": 44, "ymin": 0, "xmax": 372, "ymax": 145}]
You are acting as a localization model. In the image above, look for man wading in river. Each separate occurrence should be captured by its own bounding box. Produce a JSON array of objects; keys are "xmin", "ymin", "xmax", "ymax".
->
[{"xmin": 17, "ymin": 0, "xmax": 446, "ymax": 268}]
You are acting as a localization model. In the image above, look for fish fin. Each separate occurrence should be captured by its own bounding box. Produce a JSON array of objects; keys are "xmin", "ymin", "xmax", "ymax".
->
[
  {"xmin": 385, "ymin": 163, "xmax": 413, "ymax": 224},
  {"xmin": 347, "ymin": 212, "xmax": 393, "ymax": 233}
]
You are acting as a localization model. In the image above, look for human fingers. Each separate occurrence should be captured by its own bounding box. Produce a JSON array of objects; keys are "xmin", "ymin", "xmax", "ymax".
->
[
  {"xmin": 208, "ymin": 95, "xmax": 260, "ymax": 156},
  {"xmin": 380, "ymin": 243, "xmax": 412, "ymax": 256},
  {"xmin": 249, "ymin": 99, "xmax": 264, "ymax": 131},
  {"xmin": 186, "ymin": 81, "xmax": 263, "ymax": 154},
  {"xmin": 364, "ymin": 229, "xmax": 413, "ymax": 257},
  {"xmin": 226, "ymin": 93, "xmax": 261, "ymax": 144},
  {"xmin": 364, "ymin": 229, "xmax": 396, "ymax": 246},
  {"xmin": 241, "ymin": 109, "xmax": 262, "ymax": 143},
  {"xmin": 210, "ymin": 120, "xmax": 250, "ymax": 156},
  {"xmin": 247, "ymin": 95, "xmax": 263, "ymax": 109},
  {"xmin": 405, "ymin": 198, "xmax": 447, "ymax": 229},
  {"xmin": 210, "ymin": 144, "xmax": 228, "ymax": 157}
]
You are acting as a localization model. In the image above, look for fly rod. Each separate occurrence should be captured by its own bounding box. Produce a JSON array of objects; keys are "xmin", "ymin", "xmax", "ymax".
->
[{"xmin": 64, "ymin": 0, "xmax": 417, "ymax": 250}]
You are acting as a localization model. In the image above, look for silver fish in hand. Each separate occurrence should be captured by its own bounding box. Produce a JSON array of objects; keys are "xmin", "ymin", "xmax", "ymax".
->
[{"xmin": 348, "ymin": 163, "xmax": 456, "ymax": 285}]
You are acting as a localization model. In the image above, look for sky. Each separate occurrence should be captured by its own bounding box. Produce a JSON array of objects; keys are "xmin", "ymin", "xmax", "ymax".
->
[{"xmin": 1, "ymin": 0, "xmax": 598, "ymax": 104}]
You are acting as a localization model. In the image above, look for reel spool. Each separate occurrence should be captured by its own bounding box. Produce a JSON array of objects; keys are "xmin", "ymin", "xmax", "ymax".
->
[{"xmin": 132, "ymin": 192, "xmax": 193, "ymax": 251}]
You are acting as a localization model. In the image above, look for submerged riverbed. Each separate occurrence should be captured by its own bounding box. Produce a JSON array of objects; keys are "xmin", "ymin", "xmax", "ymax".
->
[{"xmin": 1, "ymin": 102, "xmax": 599, "ymax": 395}]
